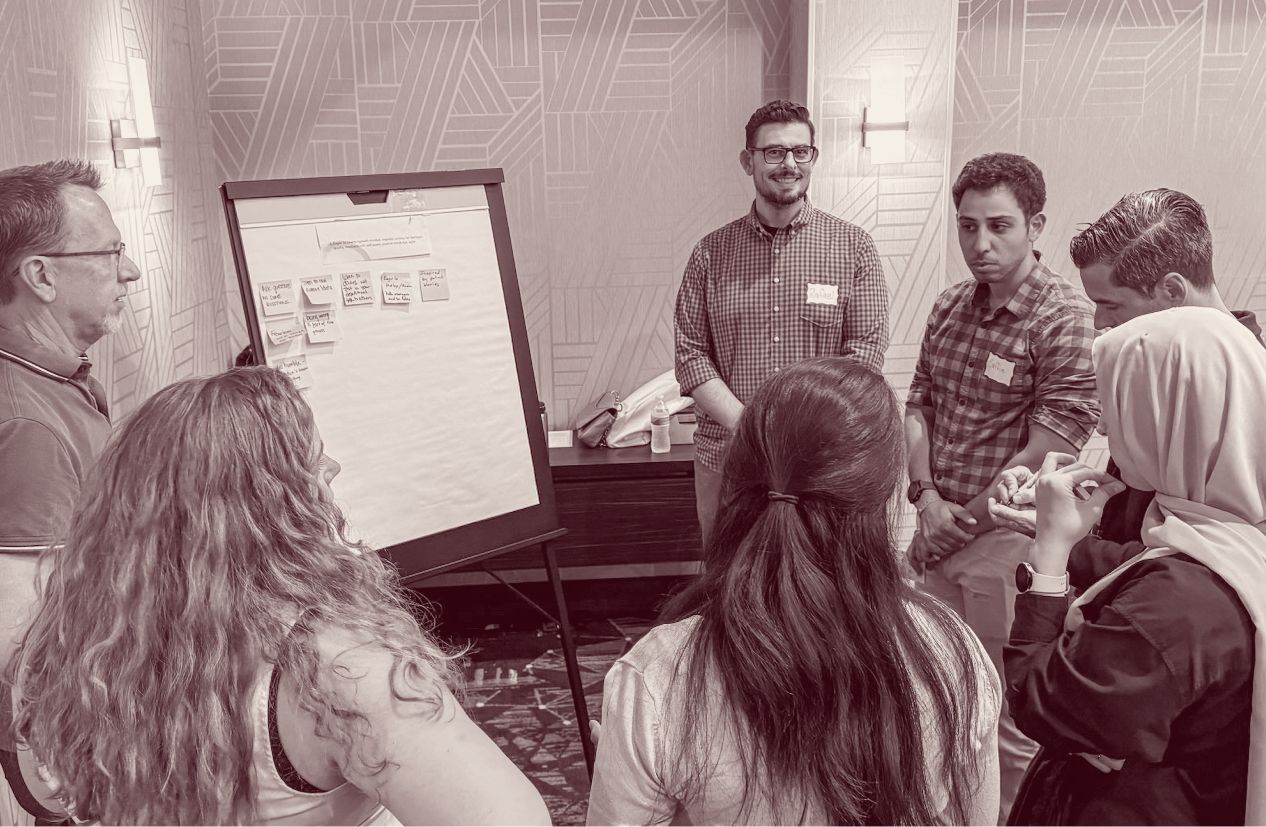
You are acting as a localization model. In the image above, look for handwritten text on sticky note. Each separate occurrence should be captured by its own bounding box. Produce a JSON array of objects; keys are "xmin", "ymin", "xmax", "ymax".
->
[
  {"xmin": 274, "ymin": 354, "xmax": 314, "ymax": 390},
  {"xmin": 266, "ymin": 318, "xmax": 304, "ymax": 346},
  {"xmin": 340, "ymin": 271, "xmax": 373, "ymax": 306},
  {"xmin": 304, "ymin": 310, "xmax": 341, "ymax": 343},
  {"xmin": 419, "ymin": 268, "xmax": 450, "ymax": 302},
  {"xmin": 260, "ymin": 279, "xmax": 298, "ymax": 316},
  {"xmin": 381, "ymin": 272, "xmax": 414, "ymax": 304},
  {"xmin": 300, "ymin": 274, "xmax": 336, "ymax": 305}
]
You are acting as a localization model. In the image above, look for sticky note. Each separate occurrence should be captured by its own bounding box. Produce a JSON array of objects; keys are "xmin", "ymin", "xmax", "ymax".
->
[
  {"xmin": 340, "ymin": 271, "xmax": 373, "ymax": 307},
  {"xmin": 381, "ymin": 271, "xmax": 414, "ymax": 304},
  {"xmin": 300, "ymin": 274, "xmax": 336, "ymax": 305},
  {"xmin": 419, "ymin": 268, "xmax": 450, "ymax": 302},
  {"xmin": 274, "ymin": 354, "xmax": 314, "ymax": 390},
  {"xmin": 265, "ymin": 318, "xmax": 304, "ymax": 346},
  {"xmin": 259, "ymin": 279, "xmax": 298, "ymax": 317},
  {"xmin": 304, "ymin": 310, "xmax": 341, "ymax": 343}
]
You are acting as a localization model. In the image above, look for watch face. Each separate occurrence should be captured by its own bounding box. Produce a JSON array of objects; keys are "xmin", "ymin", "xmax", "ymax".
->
[
  {"xmin": 1015, "ymin": 562, "xmax": 1032, "ymax": 592},
  {"xmin": 907, "ymin": 481, "xmax": 926, "ymax": 504}
]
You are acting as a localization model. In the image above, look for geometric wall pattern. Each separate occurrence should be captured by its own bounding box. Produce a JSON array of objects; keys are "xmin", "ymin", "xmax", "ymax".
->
[
  {"xmin": 204, "ymin": 0, "xmax": 792, "ymax": 426},
  {"xmin": 951, "ymin": 0, "xmax": 1266, "ymax": 319},
  {"xmin": 953, "ymin": 0, "xmax": 1266, "ymax": 470},
  {"xmin": 0, "ymin": 0, "xmax": 235, "ymax": 419},
  {"xmin": 806, "ymin": 0, "xmax": 958, "ymax": 406},
  {"xmin": 803, "ymin": 0, "xmax": 958, "ymax": 548}
]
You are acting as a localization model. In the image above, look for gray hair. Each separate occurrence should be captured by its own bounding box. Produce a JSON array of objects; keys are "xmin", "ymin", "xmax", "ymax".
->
[{"xmin": 0, "ymin": 159, "xmax": 104, "ymax": 304}]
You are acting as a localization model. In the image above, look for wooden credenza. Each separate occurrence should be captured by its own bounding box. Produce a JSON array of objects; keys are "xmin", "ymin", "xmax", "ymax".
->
[{"xmin": 478, "ymin": 442, "xmax": 702, "ymax": 577}]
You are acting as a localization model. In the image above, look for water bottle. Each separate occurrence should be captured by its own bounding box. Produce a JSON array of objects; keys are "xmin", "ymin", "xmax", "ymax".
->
[{"xmin": 650, "ymin": 396, "xmax": 671, "ymax": 453}]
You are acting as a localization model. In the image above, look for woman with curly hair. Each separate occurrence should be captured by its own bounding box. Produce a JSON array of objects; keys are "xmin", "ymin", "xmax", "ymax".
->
[
  {"xmin": 587, "ymin": 358, "xmax": 1001, "ymax": 825},
  {"xmin": 5, "ymin": 366, "xmax": 549, "ymax": 825}
]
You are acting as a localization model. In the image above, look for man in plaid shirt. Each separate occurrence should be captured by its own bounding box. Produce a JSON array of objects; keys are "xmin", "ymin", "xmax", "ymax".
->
[
  {"xmin": 905, "ymin": 153, "xmax": 1100, "ymax": 819},
  {"xmin": 674, "ymin": 100, "xmax": 889, "ymax": 540}
]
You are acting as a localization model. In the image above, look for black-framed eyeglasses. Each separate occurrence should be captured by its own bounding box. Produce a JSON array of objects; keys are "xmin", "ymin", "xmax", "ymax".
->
[
  {"xmin": 747, "ymin": 145, "xmax": 818, "ymax": 165},
  {"xmin": 36, "ymin": 243, "xmax": 127, "ymax": 273}
]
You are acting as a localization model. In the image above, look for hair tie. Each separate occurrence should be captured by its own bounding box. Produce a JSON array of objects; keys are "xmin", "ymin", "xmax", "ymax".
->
[{"xmin": 767, "ymin": 491, "xmax": 800, "ymax": 505}]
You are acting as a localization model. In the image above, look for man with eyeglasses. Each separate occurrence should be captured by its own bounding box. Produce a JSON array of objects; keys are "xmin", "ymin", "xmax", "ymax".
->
[
  {"xmin": 0, "ymin": 159, "xmax": 139, "ymax": 817},
  {"xmin": 674, "ymin": 100, "xmax": 889, "ymax": 542}
]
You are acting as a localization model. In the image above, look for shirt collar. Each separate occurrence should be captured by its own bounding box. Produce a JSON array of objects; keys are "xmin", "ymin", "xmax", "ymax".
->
[
  {"xmin": 971, "ymin": 251, "xmax": 1050, "ymax": 320},
  {"xmin": 745, "ymin": 198, "xmax": 815, "ymax": 235},
  {"xmin": 0, "ymin": 325, "xmax": 95, "ymax": 383}
]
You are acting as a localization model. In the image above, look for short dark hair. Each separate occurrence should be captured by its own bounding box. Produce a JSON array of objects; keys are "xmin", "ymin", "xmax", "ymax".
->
[
  {"xmin": 951, "ymin": 152, "xmax": 1046, "ymax": 220},
  {"xmin": 1069, "ymin": 188, "xmax": 1214, "ymax": 293},
  {"xmin": 0, "ymin": 159, "xmax": 103, "ymax": 304},
  {"xmin": 744, "ymin": 99, "xmax": 815, "ymax": 147}
]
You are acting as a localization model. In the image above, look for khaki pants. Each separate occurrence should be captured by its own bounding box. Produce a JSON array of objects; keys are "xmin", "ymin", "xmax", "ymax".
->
[
  {"xmin": 693, "ymin": 460, "xmax": 723, "ymax": 547},
  {"xmin": 918, "ymin": 529, "xmax": 1038, "ymax": 825}
]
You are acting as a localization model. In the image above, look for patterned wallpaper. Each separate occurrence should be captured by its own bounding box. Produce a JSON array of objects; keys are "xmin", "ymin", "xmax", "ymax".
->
[
  {"xmin": 0, "ymin": 0, "xmax": 234, "ymax": 419},
  {"xmin": 803, "ymin": 0, "xmax": 957, "ymax": 546},
  {"xmin": 952, "ymin": 0, "xmax": 1266, "ymax": 318},
  {"xmin": 805, "ymin": 0, "xmax": 957, "ymax": 404},
  {"xmin": 204, "ymin": 0, "xmax": 793, "ymax": 427},
  {"xmin": 953, "ymin": 0, "xmax": 1266, "ymax": 469}
]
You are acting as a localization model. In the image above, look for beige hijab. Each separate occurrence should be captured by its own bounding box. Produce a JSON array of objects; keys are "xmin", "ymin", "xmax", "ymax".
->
[{"xmin": 1066, "ymin": 306, "xmax": 1266, "ymax": 824}]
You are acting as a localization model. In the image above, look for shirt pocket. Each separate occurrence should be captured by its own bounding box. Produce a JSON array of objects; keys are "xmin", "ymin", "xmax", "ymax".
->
[{"xmin": 800, "ymin": 303, "xmax": 843, "ymax": 355}]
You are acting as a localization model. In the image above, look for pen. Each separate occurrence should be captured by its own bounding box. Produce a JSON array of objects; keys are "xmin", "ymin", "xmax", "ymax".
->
[{"xmin": 1010, "ymin": 474, "xmax": 1097, "ymax": 504}]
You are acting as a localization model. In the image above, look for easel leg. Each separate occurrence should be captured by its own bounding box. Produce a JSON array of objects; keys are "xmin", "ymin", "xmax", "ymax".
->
[{"xmin": 542, "ymin": 542, "xmax": 595, "ymax": 777}]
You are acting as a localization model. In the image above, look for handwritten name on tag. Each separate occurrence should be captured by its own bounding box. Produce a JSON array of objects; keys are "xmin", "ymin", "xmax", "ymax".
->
[
  {"xmin": 984, "ymin": 352, "xmax": 1016, "ymax": 386},
  {"xmin": 806, "ymin": 283, "xmax": 839, "ymax": 306}
]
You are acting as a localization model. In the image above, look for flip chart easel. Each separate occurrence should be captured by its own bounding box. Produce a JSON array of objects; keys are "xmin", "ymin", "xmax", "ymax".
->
[{"xmin": 222, "ymin": 169, "xmax": 594, "ymax": 773}]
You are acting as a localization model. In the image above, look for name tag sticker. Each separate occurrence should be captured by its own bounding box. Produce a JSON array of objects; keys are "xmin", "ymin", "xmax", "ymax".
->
[
  {"xmin": 806, "ymin": 283, "xmax": 839, "ymax": 306},
  {"xmin": 985, "ymin": 352, "xmax": 1016, "ymax": 386}
]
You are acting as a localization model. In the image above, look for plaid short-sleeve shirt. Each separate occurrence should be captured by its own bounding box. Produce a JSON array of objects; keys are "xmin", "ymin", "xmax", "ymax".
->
[
  {"xmin": 906, "ymin": 259, "xmax": 1100, "ymax": 506},
  {"xmin": 674, "ymin": 199, "xmax": 890, "ymax": 471}
]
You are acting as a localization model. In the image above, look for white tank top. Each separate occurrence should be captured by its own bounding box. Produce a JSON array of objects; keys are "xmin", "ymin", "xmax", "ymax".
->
[{"xmin": 250, "ymin": 663, "xmax": 401, "ymax": 826}]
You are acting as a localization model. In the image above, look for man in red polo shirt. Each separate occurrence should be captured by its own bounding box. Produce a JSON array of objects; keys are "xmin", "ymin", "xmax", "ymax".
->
[{"xmin": 0, "ymin": 159, "xmax": 140, "ymax": 818}]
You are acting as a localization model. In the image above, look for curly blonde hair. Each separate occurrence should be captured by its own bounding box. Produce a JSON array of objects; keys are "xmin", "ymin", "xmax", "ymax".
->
[{"xmin": 13, "ymin": 366, "xmax": 459, "ymax": 824}]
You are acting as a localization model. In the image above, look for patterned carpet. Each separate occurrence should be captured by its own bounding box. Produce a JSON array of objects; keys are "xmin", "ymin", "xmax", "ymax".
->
[{"xmin": 457, "ymin": 615, "xmax": 657, "ymax": 825}]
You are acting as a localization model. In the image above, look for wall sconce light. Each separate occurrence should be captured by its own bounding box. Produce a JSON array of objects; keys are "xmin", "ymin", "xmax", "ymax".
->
[
  {"xmin": 862, "ymin": 56, "xmax": 909, "ymax": 165},
  {"xmin": 111, "ymin": 56, "xmax": 162, "ymax": 188}
]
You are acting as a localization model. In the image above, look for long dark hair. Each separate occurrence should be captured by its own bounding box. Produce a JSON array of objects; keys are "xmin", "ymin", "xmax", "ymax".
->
[{"xmin": 660, "ymin": 358, "xmax": 985, "ymax": 824}]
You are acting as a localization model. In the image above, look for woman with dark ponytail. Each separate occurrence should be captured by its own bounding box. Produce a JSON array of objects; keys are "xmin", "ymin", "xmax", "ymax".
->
[{"xmin": 587, "ymin": 357, "xmax": 1000, "ymax": 825}]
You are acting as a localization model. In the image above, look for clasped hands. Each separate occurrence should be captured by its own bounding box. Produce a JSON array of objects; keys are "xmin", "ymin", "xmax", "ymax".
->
[{"xmin": 909, "ymin": 499, "xmax": 978, "ymax": 573}]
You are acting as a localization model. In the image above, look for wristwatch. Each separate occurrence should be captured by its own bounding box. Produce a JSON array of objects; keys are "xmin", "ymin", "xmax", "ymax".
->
[
  {"xmin": 1015, "ymin": 562, "xmax": 1070, "ymax": 596},
  {"xmin": 907, "ymin": 479, "xmax": 937, "ymax": 505}
]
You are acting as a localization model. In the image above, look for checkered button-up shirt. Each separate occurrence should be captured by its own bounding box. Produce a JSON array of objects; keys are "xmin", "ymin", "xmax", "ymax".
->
[
  {"xmin": 907, "ymin": 258, "xmax": 1100, "ymax": 506},
  {"xmin": 675, "ymin": 199, "xmax": 889, "ymax": 471}
]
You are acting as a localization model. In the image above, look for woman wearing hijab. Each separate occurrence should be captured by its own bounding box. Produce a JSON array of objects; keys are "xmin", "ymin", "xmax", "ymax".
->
[{"xmin": 998, "ymin": 306, "xmax": 1266, "ymax": 824}]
